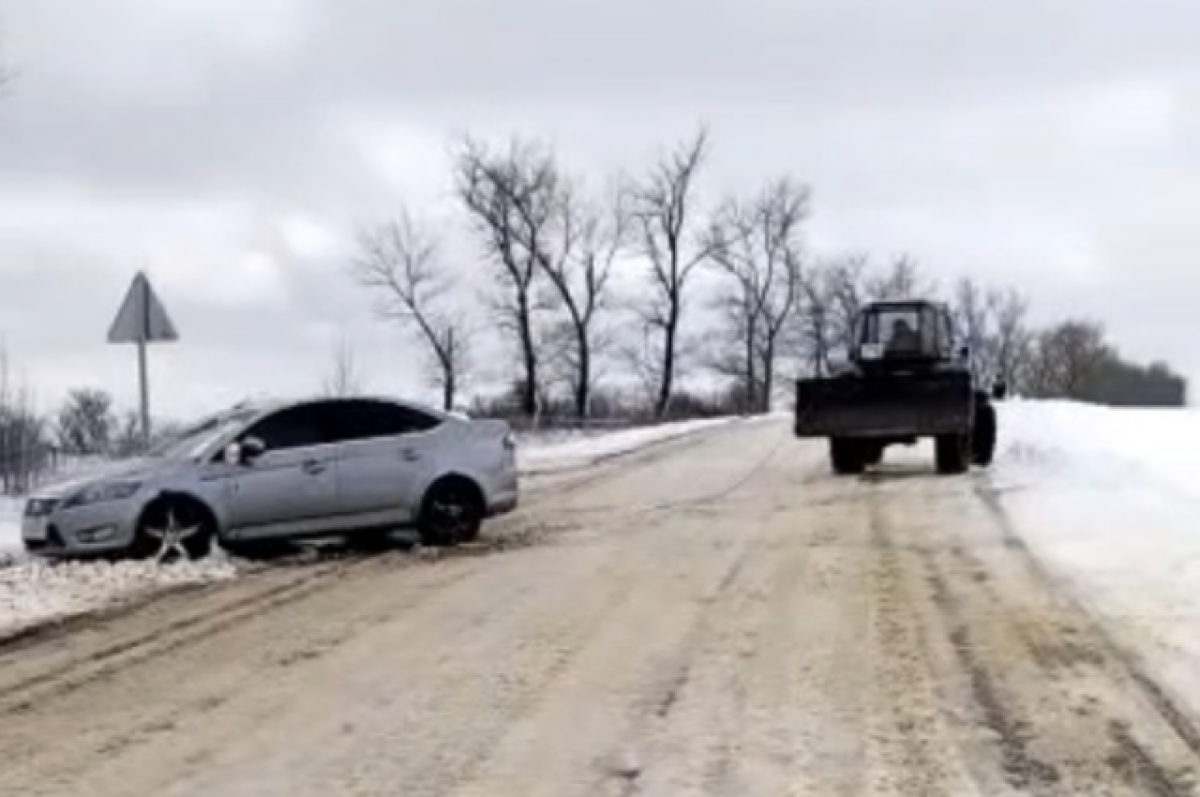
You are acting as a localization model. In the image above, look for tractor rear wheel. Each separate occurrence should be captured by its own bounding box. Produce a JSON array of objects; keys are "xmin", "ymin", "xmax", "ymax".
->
[
  {"xmin": 934, "ymin": 433, "xmax": 970, "ymax": 474},
  {"xmin": 972, "ymin": 400, "xmax": 997, "ymax": 466},
  {"xmin": 829, "ymin": 438, "xmax": 866, "ymax": 475}
]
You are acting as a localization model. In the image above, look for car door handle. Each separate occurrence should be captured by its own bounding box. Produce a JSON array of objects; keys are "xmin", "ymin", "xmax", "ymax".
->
[
  {"xmin": 301, "ymin": 459, "xmax": 326, "ymax": 475},
  {"xmin": 400, "ymin": 449, "xmax": 420, "ymax": 461}
]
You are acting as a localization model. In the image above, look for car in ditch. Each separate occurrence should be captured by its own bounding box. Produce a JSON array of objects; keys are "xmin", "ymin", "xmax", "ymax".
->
[{"xmin": 22, "ymin": 395, "xmax": 518, "ymax": 561}]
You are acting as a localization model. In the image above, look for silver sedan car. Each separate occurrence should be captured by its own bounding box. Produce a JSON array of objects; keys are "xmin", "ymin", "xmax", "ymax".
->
[{"xmin": 22, "ymin": 395, "xmax": 518, "ymax": 561}]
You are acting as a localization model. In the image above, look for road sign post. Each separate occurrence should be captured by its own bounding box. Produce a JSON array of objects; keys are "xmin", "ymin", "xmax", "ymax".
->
[{"xmin": 107, "ymin": 271, "xmax": 179, "ymax": 444}]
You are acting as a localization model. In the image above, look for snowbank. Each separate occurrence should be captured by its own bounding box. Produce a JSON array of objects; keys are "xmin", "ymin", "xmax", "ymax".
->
[
  {"xmin": 0, "ymin": 498, "xmax": 20, "ymax": 558},
  {"xmin": 0, "ymin": 557, "xmax": 236, "ymax": 637},
  {"xmin": 994, "ymin": 399, "xmax": 1200, "ymax": 706},
  {"xmin": 997, "ymin": 399, "xmax": 1200, "ymax": 498},
  {"xmin": 517, "ymin": 416, "xmax": 743, "ymax": 475}
]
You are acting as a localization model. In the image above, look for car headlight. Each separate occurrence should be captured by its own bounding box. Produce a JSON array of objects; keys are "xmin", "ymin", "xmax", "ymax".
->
[{"xmin": 61, "ymin": 481, "xmax": 143, "ymax": 509}]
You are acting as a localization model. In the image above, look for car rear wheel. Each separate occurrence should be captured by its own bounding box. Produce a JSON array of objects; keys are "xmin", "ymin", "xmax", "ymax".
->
[
  {"xmin": 130, "ymin": 496, "xmax": 216, "ymax": 563},
  {"xmin": 417, "ymin": 478, "xmax": 484, "ymax": 547}
]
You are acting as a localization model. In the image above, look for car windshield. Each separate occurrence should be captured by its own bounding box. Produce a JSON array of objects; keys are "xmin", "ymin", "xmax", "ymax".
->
[{"xmin": 143, "ymin": 407, "xmax": 261, "ymax": 460}]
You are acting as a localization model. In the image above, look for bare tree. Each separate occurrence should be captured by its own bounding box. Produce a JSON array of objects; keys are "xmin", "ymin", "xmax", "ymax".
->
[
  {"xmin": 111, "ymin": 410, "xmax": 146, "ymax": 457},
  {"xmin": 822, "ymin": 252, "xmax": 871, "ymax": 358},
  {"xmin": 1024, "ymin": 319, "xmax": 1111, "ymax": 398},
  {"xmin": 947, "ymin": 278, "xmax": 1033, "ymax": 391},
  {"xmin": 321, "ymin": 334, "xmax": 362, "ymax": 397},
  {"xmin": 0, "ymin": 346, "xmax": 49, "ymax": 494},
  {"xmin": 631, "ymin": 126, "xmax": 714, "ymax": 417},
  {"xmin": 791, "ymin": 261, "xmax": 834, "ymax": 377},
  {"xmin": 536, "ymin": 176, "xmax": 628, "ymax": 417},
  {"xmin": 454, "ymin": 137, "xmax": 562, "ymax": 417},
  {"xmin": 355, "ymin": 207, "xmax": 471, "ymax": 411},
  {"xmin": 951, "ymin": 277, "xmax": 988, "ymax": 352},
  {"xmin": 991, "ymin": 287, "xmax": 1032, "ymax": 391},
  {"xmin": 866, "ymin": 255, "xmax": 931, "ymax": 300},
  {"xmin": 708, "ymin": 176, "xmax": 809, "ymax": 411},
  {"xmin": 56, "ymin": 388, "xmax": 115, "ymax": 455}
]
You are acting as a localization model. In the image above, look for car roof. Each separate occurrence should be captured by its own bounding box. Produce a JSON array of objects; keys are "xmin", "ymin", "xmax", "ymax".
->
[{"xmin": 249, "ymin": 394, "xmax": 454, "ymax": 421}]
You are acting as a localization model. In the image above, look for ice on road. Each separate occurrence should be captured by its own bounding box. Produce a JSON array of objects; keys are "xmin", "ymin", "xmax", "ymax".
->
[{"xmin": 0, "ymin": 407, "xmax": 1200, "ymax": 794}]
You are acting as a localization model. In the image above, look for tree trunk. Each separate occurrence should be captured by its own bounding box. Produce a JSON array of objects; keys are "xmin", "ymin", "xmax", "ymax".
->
[
  {"xmin": 574, "ymin": 338, "xmax": 591, "ymax": 419},
  {"xmin": 744, "ymin": 314, "xmax": 757, "ymax": 413},
  {"xmin": 441, "ymin": 367, "xmax": 456, "ymax": 411},
  {"xmin": 655, "ymin": 307, "xmax": 679, "ymax": 418},
  {"xmin": 761, "ymin": 336, "xmax": 776, "ymax": 413},
  {"xmin": 515, "ymin": 296, "xmax": 539, "ymax": 417}
]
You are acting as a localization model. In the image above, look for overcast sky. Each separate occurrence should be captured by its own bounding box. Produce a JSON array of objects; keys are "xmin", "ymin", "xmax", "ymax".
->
[{"xmin": 0, "ymin": 0, "xmax": 1198, "ymax": 417}]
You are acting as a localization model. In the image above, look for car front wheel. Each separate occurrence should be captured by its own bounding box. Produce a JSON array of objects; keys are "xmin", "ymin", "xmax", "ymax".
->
[{"xmin": 130, "ymin": 496, "xmax": 216, "ymax": 563}]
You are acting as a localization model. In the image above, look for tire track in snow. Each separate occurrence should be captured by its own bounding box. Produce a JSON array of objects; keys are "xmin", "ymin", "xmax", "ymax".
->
[
  {"xmin": 858, "ymin": 470, "xmax": 1200, "ymax": 795},
  {"xmin": 970, "ymin": 483, "xmax": 1200, "ymax": 794}
]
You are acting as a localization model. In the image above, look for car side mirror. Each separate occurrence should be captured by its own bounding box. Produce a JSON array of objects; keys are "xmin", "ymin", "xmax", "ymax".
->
[
  {"xmin": 241, "ymin": 436, "xmax": 266, "ymax": 460},
  {"xmin": 225, "ymin": 436, "xmax": 266, "ymax": 465},
  {"xmin": 992, "ymin": 381, "xmax": 1007, "ymax": 400},
  {"xmin": 958, "ymin": 345, "xmax": 970, "ymax": 359}
]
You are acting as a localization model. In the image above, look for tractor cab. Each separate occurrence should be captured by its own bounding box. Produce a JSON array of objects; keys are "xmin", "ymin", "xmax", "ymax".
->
[{"xmin": 853, "ymin": 300, "xmax": 958, "ymax": 366}]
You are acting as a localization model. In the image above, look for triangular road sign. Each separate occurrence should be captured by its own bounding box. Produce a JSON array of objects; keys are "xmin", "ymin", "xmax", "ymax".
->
[{"xmin": 107, "ymin": 271, "xmax": 179, "ymax": 344}]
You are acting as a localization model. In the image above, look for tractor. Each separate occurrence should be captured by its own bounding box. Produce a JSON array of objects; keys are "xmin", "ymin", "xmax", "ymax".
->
[{"xmin": 793, "ymin": 299, "xmax": 1003, "ymax": 475}]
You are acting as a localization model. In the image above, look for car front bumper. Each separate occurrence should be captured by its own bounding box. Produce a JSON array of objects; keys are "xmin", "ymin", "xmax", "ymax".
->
[{"xmin": 22, "ymin": 498, "xmax": 141, "ymax": 558}]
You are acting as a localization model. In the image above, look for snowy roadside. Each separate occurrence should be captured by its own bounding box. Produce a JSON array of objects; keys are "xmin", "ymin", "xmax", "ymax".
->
[
  {"xmin": 516, "ymin": 415, "xmax": 746, "ymax": 475},
  {"xmin": 991, "ymin": 399, "xmax": 1200, "ymax": 713},
  {"xmin": 0, "ymin": 415, "xmax": 742, "ymax": 637}
]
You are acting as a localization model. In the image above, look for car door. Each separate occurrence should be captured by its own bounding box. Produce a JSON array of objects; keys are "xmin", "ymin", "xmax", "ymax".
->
[
  {"xmin": 224, "ymin": 402, "xmax": 342, "ymax": 538},
  {"xmin": 328, "ymin": 399, "xmax": 443, "ymax": 524}
]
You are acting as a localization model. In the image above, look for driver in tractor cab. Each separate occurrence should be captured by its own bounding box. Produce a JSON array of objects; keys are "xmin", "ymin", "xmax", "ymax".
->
[{"xmin": 886, "ymin": 318, "xmax": 921, "ymax": 354}]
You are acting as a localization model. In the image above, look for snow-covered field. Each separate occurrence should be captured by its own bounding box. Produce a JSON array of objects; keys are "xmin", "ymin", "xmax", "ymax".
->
[
  {"xmin": 991, "ymin": 399, "xmax": 1200, "ymax": 709},
  {"xmin": 516, "ymin": 415, "xmax": 745, "ymax": 474},
  {"xmin": 0, "ymin": 416, "xmax": 742, "ymax": 636}
]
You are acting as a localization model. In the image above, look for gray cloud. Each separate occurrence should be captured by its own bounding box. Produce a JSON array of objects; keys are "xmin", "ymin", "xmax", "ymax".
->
[{"xmin": 0, "ymin": 0, "xmax": 1198, "ymax": 416}]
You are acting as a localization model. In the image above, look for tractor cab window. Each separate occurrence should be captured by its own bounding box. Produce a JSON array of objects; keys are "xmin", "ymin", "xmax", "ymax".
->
[{"xmin": 859, "ymin": 306, "xmax": 940, "ymax": 356}]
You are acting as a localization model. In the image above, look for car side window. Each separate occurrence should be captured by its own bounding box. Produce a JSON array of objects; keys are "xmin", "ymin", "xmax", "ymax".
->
[
  {"xmin": 328, "ymin": 399, "xmax": 442, "ymax": 442},
  {"xmin": 240, "ymin": 405, "xmax": 331, "ymax": 451}
]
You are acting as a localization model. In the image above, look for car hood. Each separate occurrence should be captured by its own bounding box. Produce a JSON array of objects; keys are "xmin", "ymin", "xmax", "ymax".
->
[{"xmin": 33, "ymin": 456, "xmax": 175, "ymax": 499}]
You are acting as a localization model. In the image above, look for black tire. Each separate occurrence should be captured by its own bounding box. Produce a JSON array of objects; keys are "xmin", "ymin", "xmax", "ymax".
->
[
  {"xmin": 861, "ymin": 444, "xmax": 884, "ymax": 467},
  {"xmin": 417, "ymin": 478, "xmax": 484, "ymax": 547},
  {"xmin": 934, "ymin": 433, "xmax": 970, "ymax": 475},
  {"xmin": 972, "ymin": 400, "xmax": 997, "ymax": 467},
  {"xmin": 129, "ymin": 496, "xmax": 216, "ymax": 563},
  {"xmin": 829, "ymin": 438, "xmax": 866, "ymax": 475}
]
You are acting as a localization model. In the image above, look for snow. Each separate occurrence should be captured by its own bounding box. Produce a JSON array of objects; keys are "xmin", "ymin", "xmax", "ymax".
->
[
  {"xmin": 0, "ymin": 558, "xmax": 237, "ymax": 637},
  {"xmin": 0, "ymin": 498, "xmax": 20, "ymax": 559},
  {"xmin": 516, "ymin": 416, "xmax": 746, "ymax": 475},
  {"xmin": 993, "ymin": 399, "xmax": 1200, "ymax": 713},
  {"xmin": 0, "ymin": 415, "xmax": 745, "ymax": 636}
]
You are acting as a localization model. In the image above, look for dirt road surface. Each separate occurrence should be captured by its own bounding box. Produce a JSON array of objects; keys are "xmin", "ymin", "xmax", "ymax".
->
[{"xmin": 3, "ymin": 419, "xmax": 1200, "ymax": 796}]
